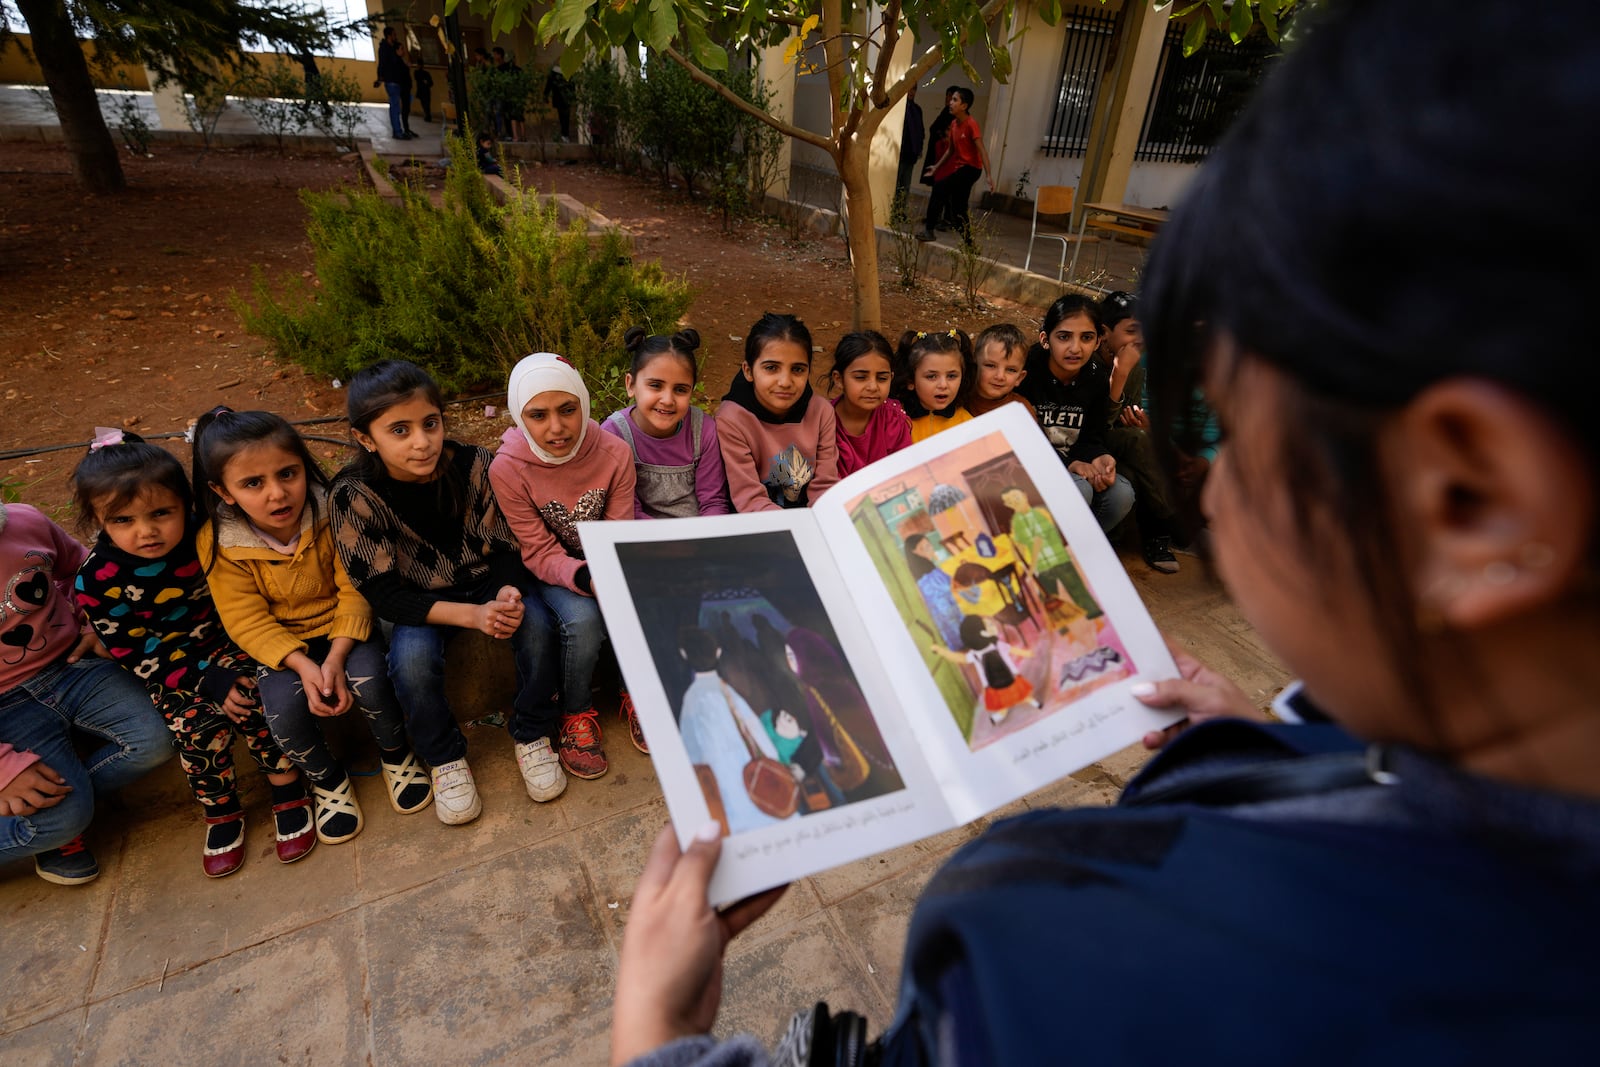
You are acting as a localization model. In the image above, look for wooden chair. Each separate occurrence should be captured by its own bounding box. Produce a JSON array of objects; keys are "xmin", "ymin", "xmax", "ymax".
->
[{"xmin": 1023, "ymin": 185, "xmax": 1099, "ymax": 281}]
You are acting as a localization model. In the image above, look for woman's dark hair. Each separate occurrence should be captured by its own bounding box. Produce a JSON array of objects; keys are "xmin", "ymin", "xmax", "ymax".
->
[
  {"xmin": 903, "ymin": 532, "xmax": 935, "ymax": 579},
  {"xmin": 1041, "ymin": 294, "xmax": 1103, "ymax": 337},
  {"xmin": 1140, "ymin": 0, "xmax": 1599, "ymax": 718},
  {"xmin": 343, "ymin": 360, "xmax": 467, "ymax": 514},
  {"xmin": 829, "ymin": 330, "xmax": 894, "ymax": 380},
  {"xmin": 70, "ymin": 433, "xmax": 191, "ymax": 536},
  {"xmin": 624, "ymin": 326, "xmax": 701, "ymax": 381},
  {"xmin": 743, "ymin": 313, "xmax": 813, "ymax": 368},
  {"xmin": 892, "ymin": 328, "xmax": 975, "ymax": 416},
  {"xmin": 191, "ymin": 408, "xmax": 329, "ymax": 568}
]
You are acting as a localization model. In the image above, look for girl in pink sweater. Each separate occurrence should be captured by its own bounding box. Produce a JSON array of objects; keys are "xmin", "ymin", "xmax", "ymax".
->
[
  {"xmin": 717, "ymin": 313, "xmax": 840, "ymax": 511},
  {"xmin": 490, "ymin": 353, "xmax": 638, "ymax": 779}
]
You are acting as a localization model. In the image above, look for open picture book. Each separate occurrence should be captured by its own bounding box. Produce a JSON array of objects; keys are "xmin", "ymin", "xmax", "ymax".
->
[{"xmin": 579, "ymin": 404, "xmax": 1182, "ymax": 903}]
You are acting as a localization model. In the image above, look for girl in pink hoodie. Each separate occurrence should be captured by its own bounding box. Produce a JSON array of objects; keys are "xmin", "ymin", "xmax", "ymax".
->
[{"xmin": 489, "ymin": 354, "xmax": 637, "ymax": 781}]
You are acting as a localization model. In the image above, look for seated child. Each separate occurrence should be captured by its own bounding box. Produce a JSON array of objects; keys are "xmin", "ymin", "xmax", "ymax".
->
[
  {"xmin": 717, "ymin": 312, "xmax": 840, "ymax": 511},
  {"xmin": 1, "ymin": 501, "xmax": 170, "ymax": 886},
  {"xmin": 893, "ymin": 328, "xmax": 976, "ymax": 443},
  {"xmin": 828, "ymin": 330, "xmax": 911, "ymax": 477},
  {"xmin": 601, "ymin": 327, "xmax": 731, "ymax": 519},
  {"xmin": 330, "ymin": 360, "xmax": 561, "ymax": 819},
  {"xmin": 966, "ymin": 323, "xmax": 1038, "ymax": 420},
  {"xmin": 194, "ymin": 408, "xmax": 432, "ymax": 845},
  {"xmin": 1015, "ymin": 295, "xmax": 1135, "ymax": 534},
  {"xmin": 72, "ymin": 432, "xmax": 310, "ymax": 877},
  {"xmin": 490, "ymin": 353, "xmax": 638, "ymax": 777},
  {"xmin": 1098, "ymin": 291, "xmax": 1180, "ymax": 573}
]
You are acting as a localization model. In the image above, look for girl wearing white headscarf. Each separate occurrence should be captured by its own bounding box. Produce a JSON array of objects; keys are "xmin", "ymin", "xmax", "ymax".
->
[{"xmin": 489, "ymin": 353, "xmax": 637, "ymax": 781}]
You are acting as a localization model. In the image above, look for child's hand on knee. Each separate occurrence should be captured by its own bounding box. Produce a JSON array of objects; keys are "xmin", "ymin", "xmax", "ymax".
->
[
  {"xmin": 220, "ymin": 676, "xmax": 259, "ymax": 724},
  {"xmin": 0, "ymin": 761, "xmax": 71, "ymax": 816}
]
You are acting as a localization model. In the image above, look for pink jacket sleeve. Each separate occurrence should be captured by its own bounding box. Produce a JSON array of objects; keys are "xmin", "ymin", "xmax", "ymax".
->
[
  {"xmin": 0, "ymin": 743, "xmax": 42, "ymax": 794},
  {"xmin": 807, "ymin": 398, "xmax": 841, "ymax": 502},
  {"xmin": 715, "ymin": 404, "xmax": 781, "ymax": 513},
  {"xmin": 488, "ymin": 455, "xmax": 587, "ymax": 591}
]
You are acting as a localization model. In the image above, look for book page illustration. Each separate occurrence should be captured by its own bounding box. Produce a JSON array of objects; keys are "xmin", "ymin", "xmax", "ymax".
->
[
  {"xmin": 614, "ymin": 530, "xmax": 906, "ymax": 835},
  {"xmin": 842, "ymin": 431, "xmax": 1136, "ymax": 751}
]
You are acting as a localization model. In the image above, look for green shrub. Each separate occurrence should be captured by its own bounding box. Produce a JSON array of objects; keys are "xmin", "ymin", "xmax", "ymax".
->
[
  {"xmin": 237, "ymin": 134, "xmax": 692, "ymax": 396},
  {"xmin": 239, "ymin": 61, "xmax": 308, "ymax": 153}
]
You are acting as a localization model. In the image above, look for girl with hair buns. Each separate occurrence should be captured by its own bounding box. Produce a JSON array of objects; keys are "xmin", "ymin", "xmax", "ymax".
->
[
  {"xmin": 601, "ymin": 327, "xmax": 731, "ymax": 518},
  {"xmin": 490, "ymin": 353, "xmax": 640, "ymax": 774}
]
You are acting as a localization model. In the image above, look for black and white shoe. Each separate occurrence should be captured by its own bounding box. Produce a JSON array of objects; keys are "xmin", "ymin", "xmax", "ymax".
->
[{"xmin": 1143, "ymin": 536, "xmax": 1180, "ymax": 574}]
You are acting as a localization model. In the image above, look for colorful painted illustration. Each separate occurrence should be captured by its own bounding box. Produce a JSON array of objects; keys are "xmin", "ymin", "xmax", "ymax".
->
[
  {"xmin": 844, "ymin": 432, "xmax": 1136, "ymax": 749},
  {"xmin": 616, "ymin": 532, "xmax": 904, "ymax": 835}
]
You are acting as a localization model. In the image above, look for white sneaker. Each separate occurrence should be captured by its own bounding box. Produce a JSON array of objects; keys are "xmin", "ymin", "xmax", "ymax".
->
[
  {"xmin": 430, "ymin": 758, "xmax": 482, "ymax": 825},
  {"xmin": 515, "ymin": 738, "xmax": 567, "ymax": 802}
]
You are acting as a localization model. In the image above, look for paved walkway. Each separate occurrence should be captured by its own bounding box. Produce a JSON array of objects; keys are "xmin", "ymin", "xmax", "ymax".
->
[
  {"xmin": 0, "ymin": 84, "xmax": 1150, "ymax": 295},
  {"xmin": 0, "ymin": 554, "xmax": 1287, "ymax": 1064}
]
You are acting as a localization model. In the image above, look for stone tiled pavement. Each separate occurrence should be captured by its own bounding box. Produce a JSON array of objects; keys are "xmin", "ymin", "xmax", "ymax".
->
[{"xmin": 0, "ymin": 552, "xmax": 1287, "ymax": 1065}]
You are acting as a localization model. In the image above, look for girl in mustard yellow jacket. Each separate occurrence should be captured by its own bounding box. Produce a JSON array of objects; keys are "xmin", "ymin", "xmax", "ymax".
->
[{"xmin": 193, "ymin": 408, "xmax": 432, "ymax": 846}]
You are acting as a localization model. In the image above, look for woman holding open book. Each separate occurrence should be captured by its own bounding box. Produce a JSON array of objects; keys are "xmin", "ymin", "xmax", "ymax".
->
[{"xmin": 603, "ymin": 3, "xmax": 1600, "ymax": 1064}]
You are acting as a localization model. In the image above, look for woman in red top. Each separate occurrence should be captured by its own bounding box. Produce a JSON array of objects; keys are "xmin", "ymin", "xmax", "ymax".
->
[{"xmin": 918, "ymin": 86, "xmax": 992, "ymax": 242}]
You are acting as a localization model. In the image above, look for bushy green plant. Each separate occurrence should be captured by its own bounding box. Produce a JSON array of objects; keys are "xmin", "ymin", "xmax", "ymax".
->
[
  {"xmin": 573, "ymin": 58, "xmax": 625, "ymax": 164},
  {"xmin": 183, "ymin": 80, "xmax": 233, "ymax": 152},
  {"xmin": 237, "ymin": 133, "xmax": 691, "ymax": 395},
  {"xmin": 104, "ymin": 84, "xmax": 154, "ymax": 156},
  {"xmin": 239, "ymin": 60, "xmax": 308, "ymax": 153},
  {"xmin": 304, "ymin": 70, "xmax": 365, "ymax": 150}
]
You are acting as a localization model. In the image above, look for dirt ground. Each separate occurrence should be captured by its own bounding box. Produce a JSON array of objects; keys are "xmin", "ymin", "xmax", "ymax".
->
[{"xmin": 0, "ymin": 141, "xmax": 1044, "ymax": 521}]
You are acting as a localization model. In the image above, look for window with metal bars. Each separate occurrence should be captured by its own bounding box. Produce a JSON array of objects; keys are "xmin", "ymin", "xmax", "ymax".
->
[
  {"xmin": 1134, "ymin": 23, "xmax": 1281, "ymax": 163},
  {"xmin": 1040, "ymin": 6, "xmax": 1280, "ymax": 163},
  {"xmin": 1039, "ymin": 4, "xmax": 1117, "ymax": 158}
]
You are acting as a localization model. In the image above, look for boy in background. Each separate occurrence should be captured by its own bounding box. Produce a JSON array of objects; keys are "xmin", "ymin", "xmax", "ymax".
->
[{"xmin": 1099, "ymin": 292, "xmax": 1179, "ymax": 573}]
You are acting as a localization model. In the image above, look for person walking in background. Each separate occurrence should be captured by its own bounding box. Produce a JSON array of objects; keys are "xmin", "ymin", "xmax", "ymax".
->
[
  {"xmin": 894, "ymin": 87, "xmax": 925, "ymax": 218},
  {"xmin": 918, "ymin": 86, "xmax": 991, "ymax": 242}
]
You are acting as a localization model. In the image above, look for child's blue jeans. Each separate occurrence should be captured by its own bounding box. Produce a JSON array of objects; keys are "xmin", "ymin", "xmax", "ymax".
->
[
  {"xmin": 533, "ymin": 580, "xmax": 608, "ymax": 716},
  {"xmin": 1071, "ymin": 472, "xmax": 1136, "ymax": 534},
  {"xmin": 383, "ymin": 574, "xmax": 560, "ymax": 764},
  {"xmin": 0, "ymin": 656, "xmax": 172, "ymax": 861}
]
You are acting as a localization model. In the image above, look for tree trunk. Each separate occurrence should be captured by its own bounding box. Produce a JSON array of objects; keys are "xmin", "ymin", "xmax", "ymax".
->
[
  {"xmin": 17, "ymin": 0, "xmax": 126, "ymax": 194},
  {"xmin": 838, "ymin": 139, "xmax": 882, "ymax": 331}
]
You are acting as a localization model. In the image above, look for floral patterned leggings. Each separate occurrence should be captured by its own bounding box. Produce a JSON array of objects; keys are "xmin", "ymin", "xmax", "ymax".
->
[{"xmin": 150, "ymin": 649, "xmax": 293, "ymax": 808}]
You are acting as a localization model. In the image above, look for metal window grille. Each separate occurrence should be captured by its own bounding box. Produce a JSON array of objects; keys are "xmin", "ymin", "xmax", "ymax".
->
[
  {"xmin": 1134, "ymin": 23, "xmax": 1282, "ymax": 163},
  {"xmin": 1039, "ymin": 4, "xmax": 1117, "ymax": 158}
]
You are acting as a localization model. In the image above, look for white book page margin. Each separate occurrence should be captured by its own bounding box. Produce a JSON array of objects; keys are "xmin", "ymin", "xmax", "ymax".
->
[
  {"xmin": 580, "ymin": 510, "xmax": 955, "ymax": 904},
  {"xmin": 814, "ymin": 404, "xmax": 1181, "ymax": 822}
]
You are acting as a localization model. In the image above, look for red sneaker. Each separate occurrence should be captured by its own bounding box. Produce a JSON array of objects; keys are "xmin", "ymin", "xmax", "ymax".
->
[
  {"xmin": 558, "ymin": 709, "xmax": 609, "ymax": 779},
  {"xmin": 619, "ymin": 692, "xmax": 649, "ymax": 755}
]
